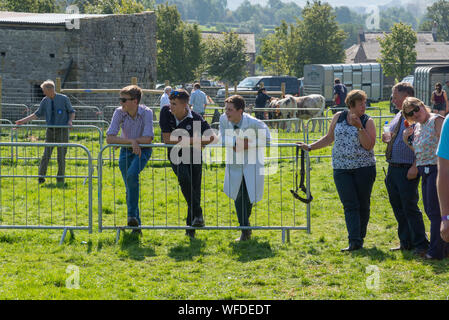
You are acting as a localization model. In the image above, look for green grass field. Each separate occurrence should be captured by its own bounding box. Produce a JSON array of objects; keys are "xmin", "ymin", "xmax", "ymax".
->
[{"xmin": 1, "ymin": 101, "xmax": 449, "ymax": 300}]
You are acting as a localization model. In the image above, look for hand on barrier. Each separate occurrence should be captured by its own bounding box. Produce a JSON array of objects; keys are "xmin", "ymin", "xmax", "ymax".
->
[{"xmin": 131, "ymin": 140, "xmax": 141, "ymax": 157}]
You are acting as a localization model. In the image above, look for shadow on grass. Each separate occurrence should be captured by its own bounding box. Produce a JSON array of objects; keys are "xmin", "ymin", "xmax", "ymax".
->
[
  {"xmin": 230, "ymin": 238, "xmax": 276, "ymax": 262},
  {"xmin": 168, "ymin": 237, "xmax": 207, "ymax": 262},
  {"xmin": 421, "ymin": 258, "xmax": 449, "ymax": 274},
  {"xmin": 119, "ymin": 231, "xmax": 156, "ymax": 261},
  {"xmin": 348, "ymin": 246, "xmax": 394, "ymax": 262}
]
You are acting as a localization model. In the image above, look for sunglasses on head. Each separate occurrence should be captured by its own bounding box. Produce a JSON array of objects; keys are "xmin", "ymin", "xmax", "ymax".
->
[
  {"xmin": 119, "ymin": 97, "xmax": 134, "ymax": 103},
  {"xmin": 171, "ymin": 90, "xmax": 181, "ymax": 97},
  {"xmin": 404, "ymin": 105, "xmax": 420, "ymax": 117}
]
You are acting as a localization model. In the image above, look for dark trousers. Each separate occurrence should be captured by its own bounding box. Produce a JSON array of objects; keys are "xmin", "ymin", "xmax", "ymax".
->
[
  {"xmin": 255, "ymin": 109, "xmax": 265, "ymax": 120},
  {"xmin": 385, "ymin": 165, "xmax": 429, "ymax": 250},
  {"xmin": 171, "ymin": 162, "xmax": 203, "ymax": 226},
  {"xmin": 418, "ymin": 165, "xmax": 449, "ymax": 259},
  {"xmin": 39, "ymin": 128, "xmax": 69, "ymax": 183},
  {"xmin": 235, "ymin": 178, "xmax": 253, "ymax": 227},
  {"xmin": 333, "ymin": 166, "xmax": 376, "ymax": 247}
]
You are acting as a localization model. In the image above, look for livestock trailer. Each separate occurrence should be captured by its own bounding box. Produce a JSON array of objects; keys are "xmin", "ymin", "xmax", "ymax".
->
[
  {"xmin": 414, "ymin": 65, "xmax": 449, "ymax": 106},
  {"xmin": 303, "ymin": 63, "xmax": 383, "ymax": 105}
]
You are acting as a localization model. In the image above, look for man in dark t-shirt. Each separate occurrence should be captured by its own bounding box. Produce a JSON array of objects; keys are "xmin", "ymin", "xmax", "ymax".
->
[
  {"xmin": 159, "ymin": 89, "xmax": 217, "ymax": 238},
  {"xmin": 332, "ymin": 78, "xmax": 347, "ymax": 114},
  {"xmin": 255, "ymin": 88, "xmax": 271, "ymax": 120}
]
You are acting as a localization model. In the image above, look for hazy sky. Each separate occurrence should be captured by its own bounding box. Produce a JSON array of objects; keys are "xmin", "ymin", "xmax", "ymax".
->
[{"xmin": 226, "ymin": 0, "xmax": 430, "ymax": 11}]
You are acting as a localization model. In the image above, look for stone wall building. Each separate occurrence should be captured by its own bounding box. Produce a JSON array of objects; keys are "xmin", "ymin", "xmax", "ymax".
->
[{"xmin": 0, "ymin": 11, "xmax": 157, "ymax": 116}]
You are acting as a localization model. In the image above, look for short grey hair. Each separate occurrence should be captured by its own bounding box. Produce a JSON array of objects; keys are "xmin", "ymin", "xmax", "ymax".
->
[
  {"xmin": 164, "ymin": 86, "xmax": 172, "ymax": 93},
  {"xmin": 40, "ymin": 80, "xmax": 55, "ymax": 90}
]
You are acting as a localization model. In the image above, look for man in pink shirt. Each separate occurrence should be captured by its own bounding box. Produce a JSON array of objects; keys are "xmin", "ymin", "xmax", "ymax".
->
[{"xmin": 106, "ymin": 85, "xmax": 154, "ymax": 234}]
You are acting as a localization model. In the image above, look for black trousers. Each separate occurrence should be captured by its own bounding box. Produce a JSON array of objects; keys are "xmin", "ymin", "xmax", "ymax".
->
[
  {"xmin": 171, "ymin": 162, "xmax": 203, "ymax": 226},
  {"xmin": 235, "ymin": 178, "xmax": 253, "ymax": 227}
]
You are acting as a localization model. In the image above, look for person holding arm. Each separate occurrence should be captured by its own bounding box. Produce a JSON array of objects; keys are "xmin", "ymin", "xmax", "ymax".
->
[
  {"xmin": 106, "ymin": 85, "xmax": 154, "ymax": 234},
  {"xmin": 402, "ymin": 97, "xmax": 448, "ymax": 259},
  {"xmin": 382, "ymin": 82, "xmax": 429, "ymax": 255},
  {"xmin": 297, "ymin": 90, "xmax": 376, "ymax": 252},
  {"xmin": 16, "ymin": 79, "xmax": 75, "ymax": 185}
]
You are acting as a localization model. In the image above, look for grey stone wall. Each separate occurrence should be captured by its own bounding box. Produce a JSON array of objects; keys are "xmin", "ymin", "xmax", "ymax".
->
[{"xmin": 0, "ymin": 11, "xmax": 157, "ymax": 119}]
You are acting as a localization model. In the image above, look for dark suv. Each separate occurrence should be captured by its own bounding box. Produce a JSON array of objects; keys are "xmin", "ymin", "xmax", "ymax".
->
[{"xmin": 216, "ymin": 76, "xmax": 302, "ymax": 105}]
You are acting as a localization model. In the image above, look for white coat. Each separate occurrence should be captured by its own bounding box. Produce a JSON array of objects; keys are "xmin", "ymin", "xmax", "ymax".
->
[{"xmin": 219, "ymin": 112, "xmax": 271, "ymax": 203}]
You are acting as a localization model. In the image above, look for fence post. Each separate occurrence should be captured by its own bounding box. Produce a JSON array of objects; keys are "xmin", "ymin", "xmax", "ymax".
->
[
  {"xmin": 234, "ymin": 81, "xmax": 237, "ymax": 93},
  {"xmin": 164, "ymin": 80, "xmax": 170, "ymax": 87},
  {"xmin": 0, "ymin": 76, "xmax": 2, "ymax": 119},
  {"xmin": 131, "ymin": 77, "xmax": 138, "ymax": 86},
  {"xmin": 56, "ymin": 77, "xmax": 61, "ymax": 93},
  {"xmin": 260, "ymin": 81, "xmax": 264, "ymax": 88},
  {"xmin": 225, "ymin": 83, "xmax": 229, "ymax": 99},
  {"xmin": 281, "ymin": 82, "xmax": 285, "ymax": 98}
]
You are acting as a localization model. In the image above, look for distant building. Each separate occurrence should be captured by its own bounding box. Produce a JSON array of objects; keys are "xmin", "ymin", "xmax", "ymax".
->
[
  {"xmin": 345, "ymin": 30, "xmax": 449, "ymax": 95},
  {"xmin": 0, "ymin": 11, "xmax": 157, "ymax": 108},
  {"xmin": 201, "ymin": 31, "xmax": 256, "ymax": 76}
]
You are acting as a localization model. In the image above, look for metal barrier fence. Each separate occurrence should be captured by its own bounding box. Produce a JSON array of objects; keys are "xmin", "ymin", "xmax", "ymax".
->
[
  {"xmin": 98, "ymin": 143, "xmax": 311, "ymax": 243},
  {"xmin": 0, "ymin": 103, "xmax": 30, "ymax": 122},
  {"xmin": 0, "ymin": 142, "xmax": 93, "ymax": 244},
  {"xmin": 0, "ymin": 124, "xmax": 104, "ymax": 163},
  {"xmin": 30, "ymin": 105, "xmax": 104, "ymax": 121}
]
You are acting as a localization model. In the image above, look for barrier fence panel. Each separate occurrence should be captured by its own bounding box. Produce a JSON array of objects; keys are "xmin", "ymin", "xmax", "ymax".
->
[
  {"xmin": 0, "ymin": 142, "xmax": 93, "ymax": 243},
  {"xmin": 0, "ymin": 124, "xmax": 104, "ymax": 164},
  {"xmin": 98, "ymin": 143, "xmax": 311, "ymax": 243},
  {"xmin": 0, "ymin": 104, "xmax": 30, "ymax": 122}
]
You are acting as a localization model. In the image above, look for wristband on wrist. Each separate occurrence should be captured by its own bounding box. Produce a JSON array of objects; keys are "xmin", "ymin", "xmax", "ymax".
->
[
  {"xmin": 442, "ymin": 215, "xmax": 449, "ymax": 221},
  {"xmin": 307, "ymin": 145, "xmax": 312, "ymax": 151}
]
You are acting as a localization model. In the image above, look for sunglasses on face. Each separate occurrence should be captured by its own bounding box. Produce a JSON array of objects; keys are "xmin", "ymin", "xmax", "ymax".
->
[
  {"xmin": 403, "ymin": 105, "xmax": 420, "ymax": 117},
  {"xmin": 119, "ymin": 97, "xmax": 134, "ymax": 103}
]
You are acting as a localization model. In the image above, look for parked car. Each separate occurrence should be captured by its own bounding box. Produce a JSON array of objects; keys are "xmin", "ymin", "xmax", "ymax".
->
[{"xmin": 216, "ymin": 76, "xmax": 301, "ymax": 102}]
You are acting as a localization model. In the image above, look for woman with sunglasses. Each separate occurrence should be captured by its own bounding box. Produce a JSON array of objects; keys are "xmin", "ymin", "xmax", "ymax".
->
[
  {"xmin": 402, "ymin": 97, "xmax": 448, "ymax": 259},
  {"xmin": 297, "ymin": 90, "xmax": 377, "ymax": 252},
  {"xmin": 430, "ymin": 82, "xmax": 449, "ymax": 116}
]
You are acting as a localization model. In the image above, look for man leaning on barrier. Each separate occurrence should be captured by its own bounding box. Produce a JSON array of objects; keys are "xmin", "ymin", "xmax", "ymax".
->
[
  {"xmin": 15, "ymin": 79, "xmax": 75, "ymax": 185},
  {"xmin": 159, "ymin": 89, "xmax": 217, "ymax": 239},
  {"xmin": 106, "ymin": 85, "xmax": 154, "ymax": 234},
  {"xmin": 219, "ymin": 95, "xmax": 271, "ymax": 242}
]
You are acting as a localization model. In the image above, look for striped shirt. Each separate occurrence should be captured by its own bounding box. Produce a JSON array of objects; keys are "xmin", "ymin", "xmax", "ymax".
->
[
  {"xmin": 388, "ymin": 112, "xmax": 415, "ymax": 165},
  {"xmin": 106, "ymin": 105, "xmax": 154, "ymax": 139}
]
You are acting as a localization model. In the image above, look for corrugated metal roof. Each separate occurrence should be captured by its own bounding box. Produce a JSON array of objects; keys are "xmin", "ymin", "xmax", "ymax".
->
[{"xmin": 0, "ymin": 11, "xmax": 108, "ymax": 25}]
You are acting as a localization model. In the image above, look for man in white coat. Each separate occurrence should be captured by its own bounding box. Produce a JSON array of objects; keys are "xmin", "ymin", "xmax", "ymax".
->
[{"xmin": 219, "ymin": 95, "xmax": 271, "ymax": 241}]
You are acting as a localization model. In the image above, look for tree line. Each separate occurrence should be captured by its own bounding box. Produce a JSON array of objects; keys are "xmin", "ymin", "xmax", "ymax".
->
[{"xmin": 2, "ymin": 0, "xmax": 449, "ymax": 85}]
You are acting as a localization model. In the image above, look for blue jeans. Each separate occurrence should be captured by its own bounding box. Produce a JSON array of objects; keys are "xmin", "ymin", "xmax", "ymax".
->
[
  {"xmin": 385, "ymin": 165, "xmax": 429, "ymax": 250},
  {"xmin": 119, "ymin": 147, "xmax": 152, "ymax": 225},
  {"xmin": 333, "ymin": 166, "xmax": 376, "ymax": 247}
]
